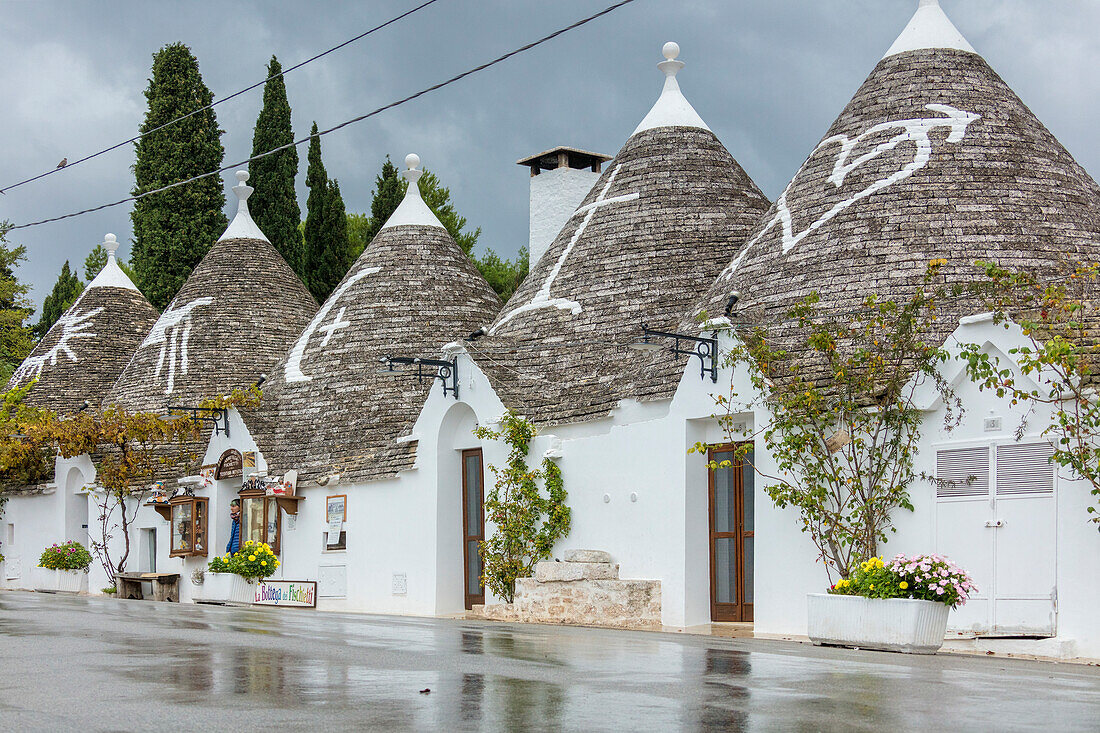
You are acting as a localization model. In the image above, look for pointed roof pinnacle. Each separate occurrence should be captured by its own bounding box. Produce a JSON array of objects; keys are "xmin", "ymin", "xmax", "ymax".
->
[
  {"xmin": 632, "ymin": 41, "xmax": 710, "ymax": 136},
  {"xmin": 218, "ymin": 170, "xmax": 270, "ymax": 243},
  {"xmin": 380, "ymin": 153, "xmax": 445, "ymax": 230},
  {"xmin": 86, "ymin": 232, "xmax": 139, "ymax": 292},
  {"xmin": 884, "ymin": 0, "xmax": 976, "ymax": 59}
]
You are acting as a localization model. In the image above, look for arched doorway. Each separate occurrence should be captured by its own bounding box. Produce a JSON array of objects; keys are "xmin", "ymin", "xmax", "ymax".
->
[{"xmin": 436, "ymin": 402, "xmax": 483, "ymax": 612}]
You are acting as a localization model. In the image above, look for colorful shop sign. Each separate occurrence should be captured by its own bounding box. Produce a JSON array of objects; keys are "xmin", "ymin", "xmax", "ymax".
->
[{"xmin": 253, "ymin": 580, "xmax": 317, "ymax": 608}]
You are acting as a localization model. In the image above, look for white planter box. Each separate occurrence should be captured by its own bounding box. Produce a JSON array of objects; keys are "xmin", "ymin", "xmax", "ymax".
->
[
  {"xmin": 197, "ymin": 572, "xmax": 255, "ymax": 605},
  {"xmin": 37, "ymin": 568, "xmax": 88, "ymax": 593},
  {"xmin": 807, "ymin": 593, "xmax": 950, "ymax": 654},
  {"xmin": 57, "ymin": 569, "xmax": 88, "ymax": 593}
]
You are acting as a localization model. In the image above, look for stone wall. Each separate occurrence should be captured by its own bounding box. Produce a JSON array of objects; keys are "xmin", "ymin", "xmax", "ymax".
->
[{"xmin": 470, "ymin": 550, "xmax": 661, "ymax": 629}]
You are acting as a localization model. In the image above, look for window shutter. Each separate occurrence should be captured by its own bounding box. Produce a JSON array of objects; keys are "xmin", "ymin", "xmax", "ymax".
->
[
  {"xmin": 996, "ymin": 442, "xmax": 1055, "ymax": 496},
  {"xmin": 936, "ymin": 446, "xmax": 990, "ymax": 498}
]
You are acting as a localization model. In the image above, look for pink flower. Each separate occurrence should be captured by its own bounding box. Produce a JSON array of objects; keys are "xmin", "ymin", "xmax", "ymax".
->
[{"xmin": 935, "ymin": 587, "xmax": 944, "ymax": 595}]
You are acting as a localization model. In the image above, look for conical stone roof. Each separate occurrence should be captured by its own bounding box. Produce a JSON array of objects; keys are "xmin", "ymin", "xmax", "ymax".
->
[
  {"xmin": 254, "ymin": 155, "xmax": 501, "ymax": 485},
  {"xmin": 107, "ymin": 172, "xmax": 317, "ymax": 413},
  {"xmin": 694, "ymin": 0, "xmax": 1100, "ymax": 385},
  {"xmin": 8, "ymin": 234, "xmax": 159, "ymax": 414},
  {"xmin": 473, "ymin": 43, "xmax": 770, "ymax": 425}
]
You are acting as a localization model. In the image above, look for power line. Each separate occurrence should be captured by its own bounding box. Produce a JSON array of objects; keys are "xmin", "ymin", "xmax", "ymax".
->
[
  {"xmin": 0, "ymin": 0, "xmax": 444, "ymax": 196},
  {"xmin": 9, "ymin": 0, "xmax": 638, "ymax": 232}
]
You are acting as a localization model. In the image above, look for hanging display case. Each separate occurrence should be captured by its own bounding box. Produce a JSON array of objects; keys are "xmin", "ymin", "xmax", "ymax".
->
[
  {"xmin": 239, "ymin": 485, "xmax": 281, "ymax": 554},
  {"xmin": 169, "ymin": 496, "xmax": 209, "ymax": 557}
]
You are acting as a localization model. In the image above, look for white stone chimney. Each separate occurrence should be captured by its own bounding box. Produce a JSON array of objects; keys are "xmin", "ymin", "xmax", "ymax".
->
[{"xmin": 517, "ymin": 147, "xmax": 610, "ymax": 269}]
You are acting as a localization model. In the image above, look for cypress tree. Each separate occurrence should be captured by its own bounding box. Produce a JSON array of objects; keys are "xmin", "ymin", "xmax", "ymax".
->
[
  {"xmin": 248, "ymin": 56, "xmax": 302, "ymax": 272},
  {"xmin": 34, "ymin": 261, "xmax": 84, "ymax": 338},
  {"xmin": 130, "ymin": 43, "xmax": 226, "ymax": 310},
  {"xmin": 358, "ymin": 156, "xmax": 404, "ymax": 253},
  {"xmin": 0, "ymin": 226, "xmax": 35, "ymax": 382},
  {"xmin": 302, "ymin": 123, "xmax": 351, "ymax": 302}
]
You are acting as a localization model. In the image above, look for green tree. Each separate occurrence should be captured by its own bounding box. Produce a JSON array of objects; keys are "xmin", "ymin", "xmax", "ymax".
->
[
  {"xmin": 248, "ymin": 55, "xmax": 302, "ymax": 272},
  {"xmin": 0, "ymin": 225, "xmax": 35, "ymax": 382},
  {"xmin": 84, "ymin": 245, "xmax": 108, "ymax": 281},
  {"xmin": 357, "ymin": 156, "xmax": 405, "ymax": 255},
  {"xmin": 301, "ymin": 123, "xmax": 351, "ymax": 302},
  {"xmin": 34, "ymin": 261, "xmax": 84, "ymax": 338},
  {"xmin": 697, "ymin": 262, "xmax": 961, "ymax": 581},
  {"xmin": 346, "ymin": 212, "xmax": 372, "ymax": 258},
  {"xmin": 475, "ymin": 246, "xmax": 529, "ymax": 303},
  {"xmin": 130, "ymin": 42, "xmax": 226, "ymax": 310}
]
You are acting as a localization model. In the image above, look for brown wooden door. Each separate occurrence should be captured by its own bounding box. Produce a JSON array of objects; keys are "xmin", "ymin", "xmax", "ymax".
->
[
  {"xmin": 461, "ymin": 448, "xmax": 485, "ymax": 609},
  {"xmin": 709, "ymin": 444, "xmax": 754, "ymax": 622}
]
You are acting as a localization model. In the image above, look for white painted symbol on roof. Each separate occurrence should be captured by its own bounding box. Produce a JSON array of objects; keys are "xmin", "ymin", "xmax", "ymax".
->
[
  {"xmin": 720, "ymin": 103, "xmax": 981, "ymax": 279},
  {"xmin": 319, "ymin": 306, "xmax": 350, "ymax": 347},
  {"xmin": 491, "ymin": 164, "xmax": 639, "ymax": 334},
  {"xmin": 12, "ymin": 306, "xmax": 105, "ymax": 383},
  {"xmin": 285, "ymin": 266, "xmax": 382, "ymax": 383},
  {"xmin": 140, "ymin": 297, "xmax": 215, "ymax": 395}
]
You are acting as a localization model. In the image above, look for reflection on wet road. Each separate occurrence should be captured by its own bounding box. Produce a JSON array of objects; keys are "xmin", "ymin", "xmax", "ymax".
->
[{"xmin": 0, "ymin": 591, "xmax": 1098, "ymax": 731}]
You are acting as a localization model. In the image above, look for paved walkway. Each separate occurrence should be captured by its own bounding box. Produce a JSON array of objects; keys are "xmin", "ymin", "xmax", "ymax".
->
[{"xmin": 1, "ymin": 590, "xmax": 1097, "ymax": 732}]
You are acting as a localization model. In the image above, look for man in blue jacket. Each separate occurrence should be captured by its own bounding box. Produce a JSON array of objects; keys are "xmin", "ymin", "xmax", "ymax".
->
[{"xmin": 226, "ymin": 500, "xmax": 242, "ymax": 555}]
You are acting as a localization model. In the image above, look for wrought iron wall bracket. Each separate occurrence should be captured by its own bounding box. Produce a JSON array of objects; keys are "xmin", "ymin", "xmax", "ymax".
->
[
  {"xmin": 382, "ymin": 356, "xmax": 460, "ymax": 399},
  {"xmin": 167, "ymin": 405, "xmax": 231, "ymax": 437},
  {"xmin": 637, "ymin": 323, "xmax": 719, "ymax": 383}
]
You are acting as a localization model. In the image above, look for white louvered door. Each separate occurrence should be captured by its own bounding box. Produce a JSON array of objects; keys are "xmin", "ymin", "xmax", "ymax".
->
[{"xmin": 934, "ymin": 441, "xmax": 1056, "ymax": 637}]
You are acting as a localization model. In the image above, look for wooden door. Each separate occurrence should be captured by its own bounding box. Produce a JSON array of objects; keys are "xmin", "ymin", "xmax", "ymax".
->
[
  {"xmin": 461, "ymin": 448, "xmax": 485, "ymax": 609},
  {"xmin": 709, "ymin": 444, "xmax": 754, "ymax": 622}
]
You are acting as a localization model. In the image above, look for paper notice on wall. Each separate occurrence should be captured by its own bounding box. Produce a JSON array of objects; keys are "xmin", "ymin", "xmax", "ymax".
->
[{"xmin": 326, "ymin": 519, "xmax": 342, "ymax": 545}]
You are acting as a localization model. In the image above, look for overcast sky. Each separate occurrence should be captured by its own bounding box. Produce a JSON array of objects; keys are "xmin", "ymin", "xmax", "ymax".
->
[{"xmin": 2, "ymin": 0, "xmax": 1098, "ymax": 311}]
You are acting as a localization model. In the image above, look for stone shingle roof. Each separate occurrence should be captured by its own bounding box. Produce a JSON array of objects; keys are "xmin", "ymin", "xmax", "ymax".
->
[
  {"xmin": 8, "ymin": 245, "xmax": 158, "ymax": 414},
  {"xmin": 252, "ymin": 217, "xmax": 501, "ymax": 485},
  {"xmin": 472, "ymin": 121, "xmax": 769, "ymax": 426},
  {"xmin": 692, "ymin": 43, "xmax": 1100, "ymax": 389},
  {"xmin": 107, "ymin": 176, "xmax": 317, "ymax": 414}
]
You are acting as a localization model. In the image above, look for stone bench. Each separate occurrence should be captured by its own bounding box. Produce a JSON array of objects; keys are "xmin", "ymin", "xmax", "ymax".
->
[{"xmin": 115, "ymin": 572, "xmax": 181, "ymax": 602}]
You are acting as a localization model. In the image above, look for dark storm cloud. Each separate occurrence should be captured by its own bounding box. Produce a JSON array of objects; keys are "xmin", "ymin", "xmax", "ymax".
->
[{"xmin": 2, "ymin": 0, "xmax": 1098, "ymax": 310}]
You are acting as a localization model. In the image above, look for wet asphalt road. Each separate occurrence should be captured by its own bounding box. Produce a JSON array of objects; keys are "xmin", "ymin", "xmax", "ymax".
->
[{"xmin": 0, "ymin": 591, "xmax": 1098, "ymax": 732}]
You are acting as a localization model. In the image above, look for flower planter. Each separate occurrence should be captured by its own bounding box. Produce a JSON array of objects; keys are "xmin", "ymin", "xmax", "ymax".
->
[
  {"xmin": 197, "ymin": 572, "xmax": 255, "ymax": 605},
  {"xmin": 57, "ymin": 569, "xmax": 88, "ymax": 593},
  {"xmin": 807, "ymin": 593, "xmax": 950, "ymax": 654}
]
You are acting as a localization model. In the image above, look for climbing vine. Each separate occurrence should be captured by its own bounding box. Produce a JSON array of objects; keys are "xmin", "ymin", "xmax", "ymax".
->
[{"xmin": 473, "ymin": 412, "xmax": 570, "ymax": 603}]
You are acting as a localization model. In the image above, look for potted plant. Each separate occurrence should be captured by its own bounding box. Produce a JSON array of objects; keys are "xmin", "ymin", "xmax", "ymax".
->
[
  {"xmin": 199, "ymin": 540, "xmax": 279, "ymax": 605},
  {"xmin": 37, "ymin": 541, "xmax": 92, "ymax": 593},
  {"xmin": 807, "ymin": 554, "xmax": 975, "ymax": 653}
]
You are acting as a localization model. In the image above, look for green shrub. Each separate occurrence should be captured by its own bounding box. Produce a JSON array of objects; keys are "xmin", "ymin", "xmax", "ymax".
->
[
  {"xmin": 828, "ymin": 554, "xmax": 975, "ymax": 609},
  {"xmin": 207, "ymin": 540, "xmax": 278, "ymax": 580}
]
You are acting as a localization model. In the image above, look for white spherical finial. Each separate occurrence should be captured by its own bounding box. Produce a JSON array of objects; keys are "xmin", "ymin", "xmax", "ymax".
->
[
  {"xmin": 103, "ymin": 233, "xmax": 119, "ymax": 255},
  {"xmin": 662, "ymin": 42, "xmax": 680, "ymax": 61},
  {"xmin": 236, "ymin": 170, "xmax": 249, "ymax": 184},
  {"xmin": 405, "ymin": 153, "xmax": 420, "ymax": 171}
]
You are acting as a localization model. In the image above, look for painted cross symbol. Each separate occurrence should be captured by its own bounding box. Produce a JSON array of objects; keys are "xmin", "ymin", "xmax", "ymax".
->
[
  {"xmin": 490, "ymin": 164, "xmax": 639, "ymax": 334},
  {"xmin": 318, "ymin": 307, "xmax": 350, "ymax": 347},
  {"xmin": 285, "ymin": 266, "xmax": 381, "ymax": 383}
]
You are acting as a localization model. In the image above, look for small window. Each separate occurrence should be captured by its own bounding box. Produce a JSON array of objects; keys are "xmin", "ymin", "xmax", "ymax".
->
[
  {"xmin": 169, "ymin": 497, "xmax": 209, "ymax": 557},
  {"xmin": 936, "ymin": 446, "xmax": 990, "ymax": 498},
  {"xmin": 996, "ymin": 442, "xmax": 1054, "ymax": 495}
]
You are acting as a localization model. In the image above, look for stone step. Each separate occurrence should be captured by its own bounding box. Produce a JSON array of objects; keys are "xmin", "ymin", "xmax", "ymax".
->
[
  {"xmin": 563, "ymin": 549, "xmax": 612, "ymax": 564},
  {"xmin": 534, "ymin": 560, "xmax": 618, "ymax": 582}
]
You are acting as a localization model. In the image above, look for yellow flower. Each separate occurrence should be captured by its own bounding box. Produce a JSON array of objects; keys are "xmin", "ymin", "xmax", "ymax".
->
[
  {"xmin": 261, "ymin": 560, "xmax": 267, "ymax": 567},
  {"xmin": 870, "ymin": 583, "xmax": 875, "ymax": 590},
  {"xmin": 248, "ymin": 555, "xmax": 256, "ymax": 562},
  {"xmin": 899, "ymin": 581, "xmax": 909, "ymax": 590}
]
